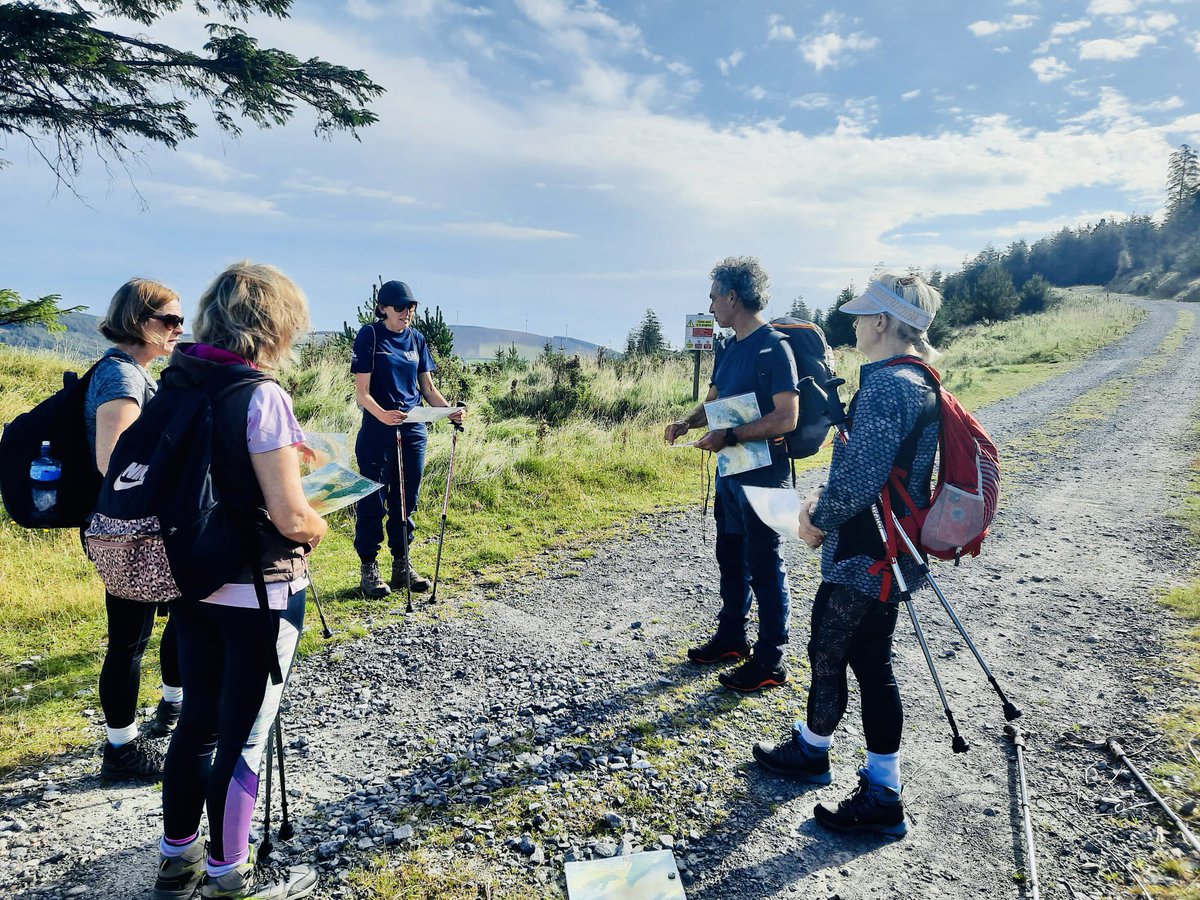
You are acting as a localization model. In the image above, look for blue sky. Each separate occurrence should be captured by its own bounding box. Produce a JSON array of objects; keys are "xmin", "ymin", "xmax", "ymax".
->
[{"xmin": 4, "ymin": 0, "xmax": 1199, "ymax": 349}]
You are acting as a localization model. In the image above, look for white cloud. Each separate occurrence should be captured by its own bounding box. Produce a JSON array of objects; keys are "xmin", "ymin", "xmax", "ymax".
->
[
  {"xmin": 968, "ymin": 14, "xmax": 1037, "ymax": 36},
  {"xmin": 748, "ymin": 85, "xmax": 767, "ymax": 101},
  {"xmin": 1194, "ymin": 32, "xmax": 1200, "ymax": 53},
  {"xmin": 433, "ymin": 221, "xmax": 575, "ymax": 240},
  {"xmin": 177, "ymin": 152, "xmax": 251, "ymax": 184},
  {"xmin": 146, "ymin": 183, "xmax": 282, "ymax": 217},
  {"xmin": 767, "ymin": 13, "xmax": 796, "ymax": 42},
  {"xmin": 1087, "ymin": 0, "xmax": 1139, "ymax": 14},
  {"xmin": 901, "ymin": 89, "xmax": 921, "ymax": 101},
  {"xmin": 799, "ymin": 28, "xmax": 879, "ymax": 71},
  {"xmin": 791, "ymin": 93, "xmax": 835, "ymax": 110},
  {"xmin": 1079, "ymin": 34, "xmax": 1157, "ymax": 60},
  {"xmin": 1031, "ymin": 56, "xmax": 1072, "ymax": 82},
  {"xmin": 1051, "ymin": 19, "xmax": 1092, "ymax": 37},
  {"xmin": 717, "ymin": 49, "xmax": 744, "ymax": 76},
  {"xmin": 1132, "ymin": 12, "xmax": 1178, "ymax": 31},
  {"xmin": 284, "ymin": 175, "xmax": 421, "ymax": 206},
  {"xmin": 346, "ymin": 0, "xmax": 493, "ymax": 20}
]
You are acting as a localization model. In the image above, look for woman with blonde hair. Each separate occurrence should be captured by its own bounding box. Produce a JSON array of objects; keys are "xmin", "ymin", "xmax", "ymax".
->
[
  {"xmin": 89, "ymin": 278, "xmax": 186, "ymax": 781},
  {"xmin": 152, "ymin": 261, "xmax": 324, "ymax": 900},
  {"xmin": 754, "ymin": 273, "xmax": 943, "ymax": 839}
]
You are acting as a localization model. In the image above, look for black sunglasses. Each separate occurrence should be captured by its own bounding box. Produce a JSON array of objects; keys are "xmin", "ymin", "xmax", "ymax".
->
[{"xmin": 145, "ymin": 313, "xmax": 185, "ymax": 329}]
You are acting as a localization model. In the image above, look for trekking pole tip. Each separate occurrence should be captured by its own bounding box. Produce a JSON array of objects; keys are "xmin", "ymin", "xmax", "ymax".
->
[
  {"xmin": 952, "ymin": 735, "xmax": 970, "ymax": 754},
  {"xmin": 322, "ymin": 626, "xmax": 334, "ymax": 639},
  {"xmin": 279, "ymin": 823, "xmax": 295, "ymax": 841},
  {"xmin": 1003, "ymin": 701, "xmax": 1023, "ymax": 721}
]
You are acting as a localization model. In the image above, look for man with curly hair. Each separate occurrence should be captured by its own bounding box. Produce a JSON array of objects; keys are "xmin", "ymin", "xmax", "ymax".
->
[{"xmin": 665, "ymin": 257, "xmax": 800, "ymax": 691}]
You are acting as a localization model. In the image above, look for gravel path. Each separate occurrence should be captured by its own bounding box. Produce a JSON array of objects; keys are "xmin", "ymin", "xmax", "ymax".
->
[{"xmin": 3, "ymin": 292, "xmax": 1199, "ymax": 900}]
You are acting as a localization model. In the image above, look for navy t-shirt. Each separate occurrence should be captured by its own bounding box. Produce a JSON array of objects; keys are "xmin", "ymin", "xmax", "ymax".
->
[
  {"xmin": 711, "ymin": 323, "xmax": 799, "ymax": 486},
  {"xmin": 350, "ymin": 322, "xmax": 437, "ymax": 413}
]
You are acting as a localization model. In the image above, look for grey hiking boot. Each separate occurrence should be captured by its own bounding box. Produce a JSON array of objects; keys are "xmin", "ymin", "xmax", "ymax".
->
[
  {"xmin": 144, "ymin": 697, "xmax": 182, "ymax": 738},
  {"xmin": 813, "ymin": 768, "xmax": 909, "ymax": 838},
  {"xmin": 153, "ymin": 836, "xmax": 206, "ymax": 899},
  {"xmin": 752, "ymin": 731, "xmax": 833, "ymax": 784},
  {"xmin": 201, "ymin": 847, "xmax": 318, "ymax": 899},
  {"xmin": 390, "ymin": 558, "xmax": 431, "ymax": 593},
  {"xmin": 101, "ymin": 735, "xmax": 164, "ymax": 782},
  {"xmin": 358, "ymin": 562, "xmax": 391, "ymax": 599}
]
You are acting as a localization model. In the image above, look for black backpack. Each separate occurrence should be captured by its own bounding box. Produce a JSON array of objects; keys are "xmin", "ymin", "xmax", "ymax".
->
[
  {"xmin": 765, "ymin": 316, "xmax": 837, "ymax": 459},
  {"xmin": 714, "ymin": 318, "xmax": 837, "ymax": 460},
  {"xmin": 84, "ymin": 362, "xmax": 273, "ymax": 605},
  {"xmin": 0, "ymin": 362, "xmax": 103, "ymax": 528}
]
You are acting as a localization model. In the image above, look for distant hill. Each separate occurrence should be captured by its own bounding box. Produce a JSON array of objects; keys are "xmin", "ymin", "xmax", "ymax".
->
[
  {"xmin": 0, "ymin": 311, "xmax": 109, "ymax": 360},
  {"xmin": 447, "ymin": 324, "xmax": 610, "ymax": 361},
  {"xmin": 0, "ymin": 312, "xmax": 613, "ymax": 363}
]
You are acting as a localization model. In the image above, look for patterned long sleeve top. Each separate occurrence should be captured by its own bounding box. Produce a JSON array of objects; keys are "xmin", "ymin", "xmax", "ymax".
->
[{"xmin": 810, "ymin": 356, "xmax": 939, "ymax": 600}]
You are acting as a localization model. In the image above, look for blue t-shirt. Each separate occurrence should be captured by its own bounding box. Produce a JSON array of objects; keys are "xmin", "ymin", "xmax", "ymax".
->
[
  {"xmin": 350, "ymin": 322, "xmax": 437, "ymax": 413},
  {"xmin": 711, "ymin": 323, "xmax": 799, "ymax": 486}
]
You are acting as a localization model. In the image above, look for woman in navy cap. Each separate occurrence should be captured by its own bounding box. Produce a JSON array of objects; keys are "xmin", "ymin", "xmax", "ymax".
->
[{"xmin": 351, "ymin": 280, "xmax": 464, "ymax": 597}]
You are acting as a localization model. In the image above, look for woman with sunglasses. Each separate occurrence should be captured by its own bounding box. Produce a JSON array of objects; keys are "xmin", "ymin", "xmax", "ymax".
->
[
  {"xmin": 86, "ymin": 278, "xmax": 187, "ymax": 781},
  {"xmin": 350, "ymin": 280, "xmax": 464, "ymax": 598}
]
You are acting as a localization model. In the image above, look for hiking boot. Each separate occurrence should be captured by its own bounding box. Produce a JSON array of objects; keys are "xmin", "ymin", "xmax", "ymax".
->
[
  {"xmin": 390, "ymin": 558, "xmax": 431, "ymax": 593},
  {"xmin": 718, "ymin": 655, "xmax": 787, "ymax": 692},
  {"xmin": 358, "ymin": 562, "xmax": 391, "ymax": 599},
  {"xmin": 687, "ymin": 634, "xmax": 751, "ymax": 664},
  {"xmin": 201, "ymin": 849, "xmax": 318, "ymax": 899},
  {"xmin": 813, "ymin": 768, "xmax": 909, "ymax": 838},
  {"xmin": 153, "ymin": 837, "xmax": 206, "ymax": 900},
  {"xmin": 101, "ymin": 735, "xmax": 164, "ymax": 782},
  {"xmin": 143, "ymin": 698, "xmax": 182, "ymax": 738},
  {"xmin": 752, "ymin": 732, "xmax": 833, "ymax": 784}
]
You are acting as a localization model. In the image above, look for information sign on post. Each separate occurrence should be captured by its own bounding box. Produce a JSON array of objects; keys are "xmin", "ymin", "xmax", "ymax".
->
[
  {"xmin": 684, "ymin": 314, "xmax": 715, "ymax": 351},
  {"xmin": 684, "ymin": 314, "xmax": 715, "ymax": 401}
]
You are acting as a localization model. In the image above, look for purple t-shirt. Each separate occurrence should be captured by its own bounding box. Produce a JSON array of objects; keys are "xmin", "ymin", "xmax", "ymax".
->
[{"xmin": 201, "ymin": 383, "xmax": 309, "ymax": 609}]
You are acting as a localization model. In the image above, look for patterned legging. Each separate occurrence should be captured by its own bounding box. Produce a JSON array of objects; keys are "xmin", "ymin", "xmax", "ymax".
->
[{"xmin": 806, "ymin": 581, "xmax": 903, "ymax": 754}]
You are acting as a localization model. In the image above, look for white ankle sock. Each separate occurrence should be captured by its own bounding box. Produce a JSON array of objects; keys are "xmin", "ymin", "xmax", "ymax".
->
[
  {"xmin": 161, "ymin": 684, "xmax": 183, "ymax": 704},
  {"xmin": 160, "ymin": 833, "xmax": 199, "ymax": 858},
  {"xmin": 106, "ymin": 723, "xmax": 138, "ymax": 747},
  {"xmin": 866, "ymin": 751, "xmax": 902, "ymax": 791},
  {"xmin": 207, "ymin": 850, "xmax": 249, "ymax": 878},
  {"xmin": 798, "ymin": 723, "xmax": 833, "ymax": 750}
]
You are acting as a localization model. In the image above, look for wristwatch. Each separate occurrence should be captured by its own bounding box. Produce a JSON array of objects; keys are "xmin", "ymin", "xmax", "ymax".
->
[{"xmin": 724, "ymin": 428, "xmax": 739, "ymax": 447}]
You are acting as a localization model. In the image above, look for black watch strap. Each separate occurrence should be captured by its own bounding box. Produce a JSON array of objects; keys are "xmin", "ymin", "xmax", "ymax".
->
[{"xmin": 725, "ymin": 427, "xmax": 739, "ymax": 446}]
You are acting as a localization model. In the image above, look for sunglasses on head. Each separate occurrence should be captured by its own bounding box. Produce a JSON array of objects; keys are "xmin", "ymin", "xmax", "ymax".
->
[{"xmin": 145, "ymin": 313, "xmax": 185, "ymax": 329}]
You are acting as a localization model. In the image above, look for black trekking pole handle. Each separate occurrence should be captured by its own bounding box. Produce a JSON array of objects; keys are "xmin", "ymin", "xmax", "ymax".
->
[{"xmin": 452, "ymin": 400, "xmax": 466, "ymax": 433}]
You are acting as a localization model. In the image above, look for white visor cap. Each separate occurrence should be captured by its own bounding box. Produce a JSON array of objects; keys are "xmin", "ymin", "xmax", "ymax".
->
[{"xmin": 839, "ymin": 280, "xmax": 934, "ymax": 332}]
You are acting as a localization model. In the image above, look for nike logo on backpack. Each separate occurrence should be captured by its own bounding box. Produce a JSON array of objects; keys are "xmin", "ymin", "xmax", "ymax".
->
[{"xmin": 113, "ymin": 462, "xmax": 149, "ymax": 491}]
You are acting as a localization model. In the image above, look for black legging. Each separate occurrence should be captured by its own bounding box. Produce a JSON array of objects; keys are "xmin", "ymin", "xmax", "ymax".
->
[
  {"xmin": 806, "ymin": 581, "xmax": 903, "ymax": 754},
  {"xmin": 99, "ymin": 592, "xmax": 180, "ymax": 731}
]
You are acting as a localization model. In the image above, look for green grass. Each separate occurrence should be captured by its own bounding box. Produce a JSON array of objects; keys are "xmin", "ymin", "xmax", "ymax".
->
[{"xmin": 0, "ymin": 294, "xmax": 1143, "ymax": 775}]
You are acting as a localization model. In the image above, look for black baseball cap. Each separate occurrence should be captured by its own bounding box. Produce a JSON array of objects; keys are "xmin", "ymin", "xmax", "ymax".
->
[{"xmin": 377, "ymin": 280, "xmax": 418, "ymax": 308}]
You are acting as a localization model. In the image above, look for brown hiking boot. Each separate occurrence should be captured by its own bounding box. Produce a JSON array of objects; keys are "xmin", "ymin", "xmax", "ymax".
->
[
  {"xmin": 359, "ymin": 562, "xmax": 391, "ymax": 599},
  {"xmin": 390, "ymin": 558, "xmax": 430, "ymax": 592}
]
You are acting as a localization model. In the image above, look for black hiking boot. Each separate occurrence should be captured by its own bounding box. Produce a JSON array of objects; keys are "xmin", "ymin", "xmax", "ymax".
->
[
  {"xmin": 813, "ymin": 768, "xmax": 909, "ymax": 838},
  {"xmin": 390, "ymin": 558, "xmax": 430, "ymax": 593},
  {"xmin": 101, "ymin": 735, "xmax": 165, "ymax": 782},
  {"xmin": 687, "ymin": 634, "xmax": 751, "ymax": 665},
  {"xmin": 753, "ymin": 732, "xmax": 833, "ymax": 784},
  {"xmin": 718, "ymin": 655, "xmax": 787, "ymax": 692},
  {"xmin": 143, "ymin": 698, "xmax": 182, "ymax": 738},
  {"xmin": 152, "ymin": 836, "xmax": 206, "ymax": 900},
  {"xmin": 358, "ymin": 562, "xmax": 391, "ymax": 599}
]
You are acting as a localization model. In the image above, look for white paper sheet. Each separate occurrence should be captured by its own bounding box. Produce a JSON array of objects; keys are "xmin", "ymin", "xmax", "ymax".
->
[
  {"xmin": 403, "ymin": 406, "xmax": 458, "ymax": 424},
  {"xmin": 742, "ymin": 485, "xmax": 803, "ymax": 543}
]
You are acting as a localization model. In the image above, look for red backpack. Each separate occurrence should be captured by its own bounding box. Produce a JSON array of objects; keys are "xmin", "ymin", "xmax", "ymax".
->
[{"xmin": 885, "ymin": 356, "xmax": 1000, "ymax": 563}]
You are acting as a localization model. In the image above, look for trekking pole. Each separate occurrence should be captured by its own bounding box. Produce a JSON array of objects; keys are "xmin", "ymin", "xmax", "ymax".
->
[
  {"xmin": 824, "ymin": 378, "xmax": 969, "ymax": 754},
  {"xmin": 309, "ymin": 574, "xmax": 334, "ymax": 640},
  {"xmin": 261, "ymin": 722, "xmax": 276, "ymax": 858},
  {"xmin": 396, "ymin": 427, "xmax": 413, "ymax": 615},
  {"xmin": 888, "ymin": 517, "xmax": 1021, "ymax": 721},
  {"xmin": 1005, "ymin": 724, "xmax": 1041, "ymax": 900},
  {"xmin": 430, "ymin": 406, "xmax": 465, "ymax": 604},
  {"xmin": 1107, "ymin": 737, "xmax": 1200, "ymax": 857},
  {"xmin": 274, "ymin": 716, "xmax": 294, "ymax": 841}
]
